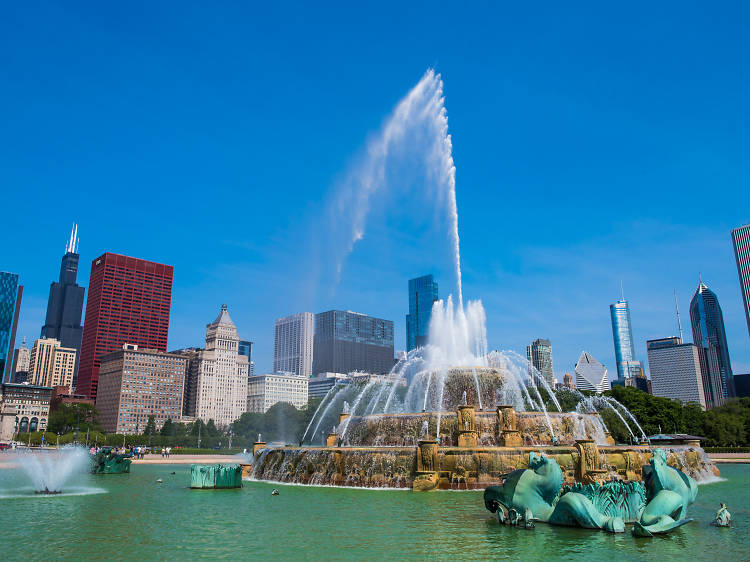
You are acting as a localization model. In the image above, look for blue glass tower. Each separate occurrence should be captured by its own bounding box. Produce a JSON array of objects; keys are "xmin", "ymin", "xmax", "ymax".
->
[
  {"xmin": 690, "ymin": 280, "xmax": 734, "ymax": 408},
  {"xmin": 406, "ymin": 275, "xmax": 439, "ymax": 351},
  {"xmin": 1, "ymin": 271, "xmax": 23, "ymax": 383},
  {"xmin": 610, "ymin": 298, "xmax": 642, "ymax": 383}
]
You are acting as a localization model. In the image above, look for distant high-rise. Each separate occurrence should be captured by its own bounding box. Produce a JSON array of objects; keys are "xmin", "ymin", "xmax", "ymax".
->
[
  {"xmin": 238, "ymin": 339, "xmax": 254, "ymax": 379},
  {"xmin": 1, "ymin": 272, "xmax": 23, "ymax": 383},
  {"xmin": 690, "ymin": 280, "xmax": 734, "ymax": 408},
  {"xmin": 182, "ymin": 305, "xmax": 248, "ymax": 426},
  {"xmin": 526, "ymin": 338, "xmax": 554, "ymax": 385},
  {"xmin": 732, "ymin": 224, "xmax": 750, "ymax": 339},
  {"xmin": 574, "ymin": 351, "xmax": 610, "ymax": 394},
  {"xmin": 647, "ymin": 337, "xmax": 705, "ymax": 408},
  {"xmin": 97, "ymin": 344, "xmax": 187, "ymax": 434},
  {"xmin": 406, "ymin": 275, "xmax": 439, "ymax": 351},
  {"xmin": 41, "ymin": 224, "xmax": 85, "ymax": 387},
  {"xmin": 28, "ymin": 337, "xmax": 76, "ymax": 392},
  {"xmin": 313, "ymin": 310, "xmax": 394, "ymax": 376},
  {"xmin": 11, "ymin": 338, "xmax": 30, "ymax": 377},
  {"xmin": 77, "ymin": 253, "xmax": 173, "ymax": 401},
  {"xmin": 610, "ymin": 297, "xmax": 643, "ymax": 382},
  {"xmin": 273, "ymin": 313, "xmax": 314, "ymax": 377}
]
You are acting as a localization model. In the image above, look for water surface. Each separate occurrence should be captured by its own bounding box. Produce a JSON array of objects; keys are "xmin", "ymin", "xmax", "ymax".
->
[{"xmin": 1, "ymin": 463, "xmax": 748, "ymax": 560}]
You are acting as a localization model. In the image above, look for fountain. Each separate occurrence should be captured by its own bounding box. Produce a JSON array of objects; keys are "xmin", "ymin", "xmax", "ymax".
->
[
  {"xmin": 248, "ymin": 70, "xmax": 718, "ymax": 491},
  {"xmin": 8, "ymin": 446, "xmax": 94, "ymax": 495}
]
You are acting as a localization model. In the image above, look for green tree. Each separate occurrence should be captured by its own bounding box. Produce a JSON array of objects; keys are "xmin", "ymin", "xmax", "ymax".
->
[
  {"xmin": 143, "ymin": 415, "xmax": 157, "ymax": 436},
  {"xmin": 47, "ymin": 403, "xmax": 100, "ymax": 434},
  {"xmin": 160, "ymin": 418, "xmax": 174, "ymax": 436}
]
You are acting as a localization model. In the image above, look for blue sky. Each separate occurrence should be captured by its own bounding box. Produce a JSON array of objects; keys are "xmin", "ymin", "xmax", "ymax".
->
[{"xmin": 2, "ymin": 2, "xmax": 749, "ymax": 376}]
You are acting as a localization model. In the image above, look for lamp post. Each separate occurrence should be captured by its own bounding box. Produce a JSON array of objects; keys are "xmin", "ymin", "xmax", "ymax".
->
[
  {"xmin": 56, "ymin": 432, "xmax": 60, "ymax": 449},
  {"xmin": 197, "ymin": 422, "xmax": 201, "ymax": 449},
  {"xmin": 228, "ymin": 429, "xmax": 233, "ymax": 450},
  {"xmin": 73, "ymin": 404, "xmax": 80, "ymax": 445}
]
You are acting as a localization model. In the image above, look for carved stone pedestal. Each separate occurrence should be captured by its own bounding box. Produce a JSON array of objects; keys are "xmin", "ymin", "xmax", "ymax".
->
[
  {"xmin": 604, "ymin": 432, "xmax": 615, "ymax": 445},
  {"xmin": 575, "ymin": 439, "xmax": 601, "ymax": 482},
  {"xmin": 326, "ymin": 433, "xmax": 339, "ymax": 448},
  {"xmin": 500, "ymin": 430, "xmax": 522, "ymax": 447},
  {"xmin": 457, "ymin": 405, "xmax": 477, "ymax": 448},
  {"xmin": 339, "ymin": 412, "xmax": 350, "ymax": 425},
  {"xmin": 414, "ymin": 439, "xmax": 439, "ymax": 491},
  {"xmin": 252, "ymin": 441, "xmax": 266, "ymax": 456}
]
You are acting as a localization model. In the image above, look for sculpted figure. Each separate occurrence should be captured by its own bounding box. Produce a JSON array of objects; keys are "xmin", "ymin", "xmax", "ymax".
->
[
  {"xmin": 484, "ymin": 452, "xmax": 624, "ymax": 533},
  {"xmin": 631, "ymin": 448, "xmax": 697, "ymax": 536},
  {"xmin": 712, "ymin": 503, "xmax": 731, "ymax": 527}
]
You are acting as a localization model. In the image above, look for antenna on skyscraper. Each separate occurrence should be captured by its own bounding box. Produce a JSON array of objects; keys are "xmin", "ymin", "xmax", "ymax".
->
[{"xmin": 674, "ymin": 289, "xmax": 684, "ymax": 342}]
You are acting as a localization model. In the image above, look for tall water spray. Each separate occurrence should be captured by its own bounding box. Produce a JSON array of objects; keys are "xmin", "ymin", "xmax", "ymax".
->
[{"xmin": 329, "ymin": 69, "xmax": 463, "ymax": 305}]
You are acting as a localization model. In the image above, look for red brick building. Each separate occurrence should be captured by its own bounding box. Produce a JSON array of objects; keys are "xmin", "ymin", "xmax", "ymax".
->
[{"xmin": 77, "ymin": 253, "xmax": 173, "ymax": 400}]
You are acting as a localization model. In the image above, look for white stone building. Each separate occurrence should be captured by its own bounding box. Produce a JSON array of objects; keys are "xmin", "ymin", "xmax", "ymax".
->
[
  {"xmin": 183, "ymin": 305, "xmax": 249, "ymax": 427},
  {"xmin": 574, "ymin": 351, "xmax": 611, "ymax": 393},
  {"xmin": 647, "ymin": 337, "xmax": 706, "ymax": 408},
  {"xmin": 247, "ymin": 372, "xmax": 308, "ymax": 413},
  {"xmin": 273, "ymin": 312, "xmax": 314, "ymax": 377}
]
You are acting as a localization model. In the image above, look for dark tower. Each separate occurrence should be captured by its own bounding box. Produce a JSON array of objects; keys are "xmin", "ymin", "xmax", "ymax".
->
[
  {"xmin": 41, "ymin": 224, "xmax": 85, "ymax": 387},
  {"xmin": 689, "ymin": 279, "xmax": 735, "ymax": 408}
]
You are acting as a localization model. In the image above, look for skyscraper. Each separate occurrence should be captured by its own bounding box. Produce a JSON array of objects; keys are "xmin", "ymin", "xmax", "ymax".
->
[
  {"xmin": 239, "ymin": 339, "xmax": 254, "ymax": 379},
  {"xmin": 28, "ymin": 337, "xmax": 76, "ymax": 392},
  {"xmin": 647, "ymin": 337, "xmax": 705, "ymax": 408},
  {"xmin": 40, "ymin": 224, "xmax": 85, "ymax": 386},
  {"xmin": 406, "ymin": 275, "xmax": 439, "ymax": 351},
  {"xmin": 273, "ymin": 313, "xmax": 314, "ymax": 377},
  {"xmin": 610, "ymin": 298, "xmax": 643, "ymax": 382},
  {"xmin": 11, "ymin": 338, "xmax": 30, "ymax": 382},
  {"xmin": 0, "ymin": 272, "xmax": 22, "ymax": 383},
  {"xmin": 313, "ymin": 310, "xmax": 394, "ymax": 375},
  {"xmin": 574, "ymin": 351, "xmax": 610, "ymax": 393},
  {"xmin": 77, "ymin": 253, "xmax": 173, "ymax": 400},
  {"xmin": 731, "ymin": 224, "xmax": 750, "ymax": 339},
  {"xmin": 526, "ymin": 338, "xmax": 554, "ymax": 385},
  {"xmin": 690, "ymin": 280, "xmax": 734, "ymax": 408},
  {"xmin": 182, "ymin": 305, "xmax": 248, "ymax": 426}
]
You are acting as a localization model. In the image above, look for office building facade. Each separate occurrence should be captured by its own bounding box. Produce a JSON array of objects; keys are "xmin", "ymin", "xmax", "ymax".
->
[
  {"xmin": 182, "ymin": 305, "xmax": 248, "ymax": 427},
  {"xmin": 647, "ymin": 337, "xmax": 705, "ymax": 408},
  {"xmin": 0, "ymin": 382, "xmax": 52, "ymax": 433},
  {"xmin": 273, "ymin": 312, "xmax": 313, "ymax": 377},
  {"xmin": 610, "ymin": 298, "xmax": 643, "ymax": 382},
  {"xmin": 96, "ymin": 344, "xmax": 187, "ymax": 434},
  {"xmin": 78, "ymin": 253, "xmax": 173, "ymax": 401},
  {"xmin": 574, "ymin": 351, "xmax": 610, "ymax": 393},
  {"xmin": 247, "ymin": 372, "xmax": 309, "ymax": 413},
  {"xmin": 308, "ymin": 372, "xmax": 350, "ymax": 399},
  {"xmin": 41, "ymin": 225, "xmax": 85, "ymax": 386},
  {"xmin": 526, "ymin": 338, "xmax": 554, "ymax": 385},
  {"xmin": 28, "ymin": 338, "xmax": 76, "ymax": 392},
  {"xmin": 732, "ymin": 224, "xmax": 750, "ymax": 340},
  {"xmin": 1, "ymin": 272, "xmax": 23, "ymax": 383},
  {"xmin": 690, "ymin": 281, "xmax": 734, "ymax": 408},
  {"xmin": 406, "ymin": 275, "xmax": 439, "ymax": 351},
  {"xmin": 313, "ymin": 310, "xmax": 394, "ymax": 376}
]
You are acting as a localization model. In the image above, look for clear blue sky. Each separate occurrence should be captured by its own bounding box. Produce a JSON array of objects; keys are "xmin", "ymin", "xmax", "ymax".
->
[{"xmin": 3, "ymin": 2, "xmax": 749, "ymax": 376}]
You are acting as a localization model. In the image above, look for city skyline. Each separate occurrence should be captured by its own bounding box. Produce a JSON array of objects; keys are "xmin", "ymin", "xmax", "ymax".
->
[{"xmin": 3, "ymin": 5, "xmax": 750, "ymax": 377}]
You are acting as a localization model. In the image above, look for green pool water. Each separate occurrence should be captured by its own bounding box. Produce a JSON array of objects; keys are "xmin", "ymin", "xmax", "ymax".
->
[{"xmin": 1, "ymin": 462, "xmax": 748, "ymax": 560}]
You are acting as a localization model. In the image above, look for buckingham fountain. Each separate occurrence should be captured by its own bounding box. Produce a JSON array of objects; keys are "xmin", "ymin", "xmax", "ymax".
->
[{"xmin": 248, "ymin": 298, "xmax": 718, "ymax": 498}]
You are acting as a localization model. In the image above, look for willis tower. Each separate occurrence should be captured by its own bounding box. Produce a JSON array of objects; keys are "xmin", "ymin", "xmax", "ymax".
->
[{"xmin": 41, "ymin": 224, "xmax": 85, "ymax": 387}]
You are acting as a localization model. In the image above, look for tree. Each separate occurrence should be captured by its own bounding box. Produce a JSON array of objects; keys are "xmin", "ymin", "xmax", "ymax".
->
[
  {"xmin": 143, "ymin": 415, "xmax": 156, "ymax": 436},
  {"xmin": 47, "ymin": 403, "xmax": 100, "ymax": 434},
  {"xmin": 160, "ymin": 418, "xmax": 174, "ymax": 436}
]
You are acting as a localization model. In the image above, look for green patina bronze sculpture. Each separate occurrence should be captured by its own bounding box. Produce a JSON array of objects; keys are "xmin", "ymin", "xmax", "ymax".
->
[
  {"xmin": 91, "ymin": 447, "xmax": 132, "ymax": 474},
  {"xmin": 190, "ymin": 464, "xmax": 243, "ymax": 489},
  {"xmin": 484, "ymin": 448, "xmax": 697, "ymax": 537},
  {"xmin": 713, "ymin": 503, "xmax": 731, "ymax": 527}
]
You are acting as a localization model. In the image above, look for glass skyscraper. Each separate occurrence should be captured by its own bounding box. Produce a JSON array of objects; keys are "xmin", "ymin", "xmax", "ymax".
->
[
  {"xmin": 609, "ymin": 298, "xmax": 642, "ymax": 382},
  {"xmin": 0, "ymin": 271, "xmax": 23, "ymax": 383},
  {"xmin": 40, "ymin": 225, "xmax": 85, "ymax": 386},
  {"xmin": 406, "ymin": 274, "xmax": 438, "ymax": 351},
  {"xmin": 690, "ymin": 280, "xmax": 734, "ymax": 408},
  {"xmin": 313, "ymin": 310, "xmax": 394, "ymax": 375},
  {"xmin": 526, "ymin": 338, "xmax": 554, "ymax": 385},
  {"xmin": 732, "ymin": 224, "xmax": 750, "ymax": 340}
]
